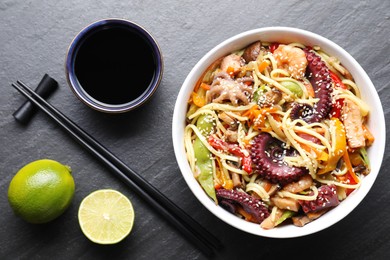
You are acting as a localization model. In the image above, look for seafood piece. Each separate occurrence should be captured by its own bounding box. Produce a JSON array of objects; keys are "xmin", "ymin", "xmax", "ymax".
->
[
  {"xmin": 292, "ymin": 209, "xmax": 327, "ymax": 227},
  {"xmin": 216, "ymin": 188, "xmax": 270, "ymax": 223},
  {"xmin": 225, "ymin": 129, "xmax": 238, "ymax": 143},
  {"xmin": 257, "ymin": 88, "xmax": 282, "ymax": 107},
  {"xmin": 260, "ymin": 208, "xmax": 283, "ymax": 229},
  {"xmin": 297, "ymin": 133, "xmax": 321, "ymax": 145},
  {"xmin": 290, "ymin": 50, "xmax": 332, "ymax": 123},
  {"xmin": 251, "ymin": 133, "xmax": 308, "ymax": 185},
  {"xmin": 273, "ymin": 44, "xmax": 308, "ymax": 79},
  {"xmin": 242, "ymin": 41, "xmax": 262, "ymax": 62},
  {"xmin": 271, "ymin": 196, "xmax": 300, "ymax": 212},
  {"xmin": 218, "ymin": 112, "xmax": 237, "ymax": 128},
  {"xmin": 206, "ymin": 72, "xmax": 253, "ymax": 105},
  {"xmin": 342, "ymin": 99, "xmax": 365, "ymax": 149},
  {"xmin": 292, "ymin": 215, "xmax": 311, "ymax": 227},
  {"xmin": 219, "ymin": 200, "xmax": 237, "ymax": 214},
  {"xmin": 231, "ymin": 172, "xmax": 242, "ymax": 188},
  {"xmin": 282, "ymin": 175, "xmax": 313, "ymax": 193},
  {"xmin": 220, "ymin": 54, "xmax": 244, "ymax": 74},
  {"xmin": 299, "ymin": 185, "xmax": 339, "ymax": 213}
]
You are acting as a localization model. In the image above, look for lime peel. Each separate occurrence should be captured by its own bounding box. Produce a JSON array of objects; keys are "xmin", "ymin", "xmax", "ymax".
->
[{"xmin": 8, "ymin": 159, "xmax": 75, "ymax": 224}]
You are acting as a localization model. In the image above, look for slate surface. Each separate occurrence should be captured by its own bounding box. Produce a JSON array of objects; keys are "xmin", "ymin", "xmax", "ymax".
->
[{"xmin": 0, "ymin": 0, "xmax": 389, "ymax": 259}]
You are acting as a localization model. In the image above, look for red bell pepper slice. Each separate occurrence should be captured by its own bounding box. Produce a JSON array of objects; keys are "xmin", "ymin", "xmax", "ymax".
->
[
  {"xmin": 330, "ymin": 99, "xmax": 344, "ymax": 118},
  {"xmin": 269, "ymin": 43, "xmax": 280, "ymax": 53},
  {"xmin": 329, "ymin": 71, "xmax": 347, "ymax": 118},
  {"xmin": 330, "ymin": 71, "xmax": 347, "ymax": 89},
  {"xmin": 345, "ymin": 172, "xmax": 357, "ymax": 196},
  {"xmin": 208, "ymin": 135, "xmax": 252, "ymax": 174}
]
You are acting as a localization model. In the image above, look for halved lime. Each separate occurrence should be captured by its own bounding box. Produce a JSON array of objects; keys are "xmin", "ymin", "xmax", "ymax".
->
[{"xmin": 78, "ymin": 189, "xmax": 135, "ymax": 244}]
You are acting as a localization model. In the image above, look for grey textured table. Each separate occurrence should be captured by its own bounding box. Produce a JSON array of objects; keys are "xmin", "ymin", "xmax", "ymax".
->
[{"xmin": 1, "ymin": 1, "xmax": 389, "ymax": 259}]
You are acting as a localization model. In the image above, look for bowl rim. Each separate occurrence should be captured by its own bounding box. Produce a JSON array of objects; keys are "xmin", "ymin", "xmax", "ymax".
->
[
  {"xmin": 172, "ymin": 26, "xmax": 386, "ymax": 238},
  {"xmin": 65, "ymin": 18, "xmax": 164, "ymax": 113}
]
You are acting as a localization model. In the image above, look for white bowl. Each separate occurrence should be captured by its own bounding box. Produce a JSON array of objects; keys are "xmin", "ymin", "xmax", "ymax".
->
[{"xmin": 172, "ymin": 27, "xmax": 386, "ymax": 238}]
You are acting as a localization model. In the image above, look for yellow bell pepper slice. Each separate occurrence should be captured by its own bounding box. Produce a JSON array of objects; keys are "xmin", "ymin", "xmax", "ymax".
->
[{"xmin": 318, "ymin": 117, "xmax": 346, "ymax": 175}]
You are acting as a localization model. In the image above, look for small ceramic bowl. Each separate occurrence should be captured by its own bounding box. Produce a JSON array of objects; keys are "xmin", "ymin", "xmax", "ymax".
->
[
  {"xmin": 172, "ymin": 27, "xmax": 386, "ymax": 238},
  {"xmin": 65, "ymin": 19, "xmax": 163, "ymax": 113}
]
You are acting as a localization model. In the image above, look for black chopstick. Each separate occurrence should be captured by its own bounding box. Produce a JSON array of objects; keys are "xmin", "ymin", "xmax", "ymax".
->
[
  {"xmin": 15, "ymin": 79, "xmax": 222, "ymax": 250},
  {"xmin": 12, "ymin": 80, "xmax": 222, "ymax": 256},
  {"xmin": 16, "ymin": 79, "xmax": 222, "ymax": 250}
]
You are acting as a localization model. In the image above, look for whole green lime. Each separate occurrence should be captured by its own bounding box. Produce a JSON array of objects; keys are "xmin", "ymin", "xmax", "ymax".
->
[{"xmin": 8, "ymin": 159, "xmax": 75, "ymax": 224}]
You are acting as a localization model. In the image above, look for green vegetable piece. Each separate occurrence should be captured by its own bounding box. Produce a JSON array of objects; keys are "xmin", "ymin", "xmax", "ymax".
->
[
  {"xmin": 193, "ymin": 114, "xmax": 216, "ymax": 201},
  {"xmin": 186, "ymin": 103, "xmax": 198, "ymax": 118},
  {"xmin": 281, "ymin": 81, "xmax": 303, "ymax": 97},
  {"xmin": 193, "ymin": 138, "xmax": 216, "ymax": 201},
  {"xmin": 193, "ymin": 137, "xmax": 210, "ymax": 162},
  {"xmin": 252, "ymin": 89, "xmax": 262, "ymax": 103},
  {"xmin": 275, "ymin": 210, "xmax": 296, "ymax": 226},
  {"xmin": 203, "ymin": 70, "xmax": 214, "ymax": 84},
  {"xmin": 252, "ymin": 84, "xmax": 267, "ymax": 103},
  {"xmin": 359, "ymin": 147, "xmax": 370, "ymax": 168},
  {"xmin": 196, "ymin": 114, "xmax": 214, "ymax": 136}
]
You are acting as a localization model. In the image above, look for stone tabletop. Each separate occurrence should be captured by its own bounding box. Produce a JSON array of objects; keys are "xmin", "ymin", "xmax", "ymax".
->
[{"xmin": 1, "ymin": 1, "xmax": 389, "ymax": 259}]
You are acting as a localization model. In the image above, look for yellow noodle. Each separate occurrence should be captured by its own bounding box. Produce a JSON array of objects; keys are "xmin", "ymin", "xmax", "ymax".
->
[
  {"xmin": 299, "ymin": 122, "xmax": 330, "ymax": 141},
  {"xmin": 263, "ymin": 65, "xmax": 271, "ymax": 78},
  {"xmin": 288, "ymin": 42, "xmax": 306, "ymax": 49},
  {"xmin": 313, "ymin": 45, "xmax": 321, "ymax": 51},
  {"xmin": 337, "ymin": 91, "xmax": 369, "ymax": 116},
  {"xmin": 246, "ymin": 183, "xmax": 270, "ymax": 200},
  {"xmin": 342, "ymin": 79, "xmax": 361, "ymax": 98},
  {"xmin": 237, "ymin": 123, "xmax": 247, "ymax": 151},
  {"xmin": 256, "ymin": 72, "xmax": 295, "ymax": 97},
  {"xmin": 332, "ymin": 166, "xmax": 348, "ymax": 176},
  {"xmin": 282, "ymin": 109, "xmax": 317, "ymax": 175},
  {"xmin": 267, "ymin": 114, "xmax": 286, "ymax": 139},
  {"xmin": 244, "ymin": 131, "xmax": 260, "ymax": 144},
  {"xmin": 278, "ymin": 186, "xmax": 319, "ymax": 201},
  {"xmin": 316, "ymin": 177, "xmax": 361, "ymax": 189},
  {"xmin": 221, "ymin": 160, "xmax": 247, "ymax": 175},
  {"xmin": 328, "ymin": 56, "xmax": 349, "ymax": 76},
  {"xmin": 272, "ymin": 77, "xmax": 309, "ymax": 99},
  {"xmin": 222, "ymin": 161, "xmax": 231, "ymax": 182},
  {"xmin": 242, "ymin": 174, "xmax": 251, "ymax": 182},
  {"xmin": 188, "ymin": 109, "xmax": 227, "ymax": 135},
  {"xmin": 252, "ymin": 70, "xmax": 260, "ymax": 91},
  {"xmin": 184, "ymin": 125, "xmax": 196, "ymax": 173},
  {"xmin": 249, "ymin": 173, "xmax": 258, "ymax": 183},
  {"xmin": 187, "ymin": 124, "xmax": 239, "ymax": 162},
  {"xmin": 263, "ymin": 53, "xmax": 278, "ymax": 71},
  {"xmin": 270, "ymin": 206, "xmax": 278, "ymax": 222},
  {"xmin": 224, "ymin": 111, "xmax": 249, "ymax": 122},
  {"xmin": 294, "ymin": 97, "xmax": 320, "ymax": 106},
  {"xmin": 291, "ymin": 124, "xmax": 332, "ymax": 152},
  {"xmin": 198, "ymin": 102, "xmax": 256, "ymax": 112},
  {"xmin": 270, "ymin": 68, "xmax": 290, "ymax": 78},
  {"xmin": 211, "ymin": 157, "xmax": 217, "ymax": 184}
]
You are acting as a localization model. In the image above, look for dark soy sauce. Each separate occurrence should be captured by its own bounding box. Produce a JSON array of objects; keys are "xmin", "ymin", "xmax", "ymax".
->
[{"xmin": 74, "ymin": 27, "xmax": 155, "ymax": 105}]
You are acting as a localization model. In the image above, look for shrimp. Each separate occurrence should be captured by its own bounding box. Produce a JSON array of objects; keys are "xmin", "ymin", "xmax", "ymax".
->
[
  {"xmin": 273, "ymin": 44, "xmax": 308, "ymax": 80},
  {"xmin": 220, "ymin": 53, "xmax": 244, "ymax": 75},
  {"xmin": 342, "ymin": 99, "xmax": 365, "ymax": 149}
]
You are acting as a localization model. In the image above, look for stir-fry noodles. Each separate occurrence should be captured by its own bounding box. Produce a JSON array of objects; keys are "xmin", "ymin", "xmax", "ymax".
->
[{"xmin": 184, "ymin": 41, "xmax": 373, "ymax": 229}]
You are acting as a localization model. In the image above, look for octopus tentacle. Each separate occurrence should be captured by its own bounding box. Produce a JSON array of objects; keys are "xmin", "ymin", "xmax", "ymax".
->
[
  {"xmin": 216, "ymin": 188, "xmax": 270, "ymax": 223},
  {"xmin": 299, "ymin": 184, "xmax": 339, "ymax": 213},
  {"xmin": 291, "ymin": 49, "xmax": 332, "ymax": 123},
  {"xmin": 251, "ymin": 133, "xmax": 308, "ymax": 185},
  {"xmin": 206, "ymin": 72, "xmax": 253, "ymax": 105}
]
